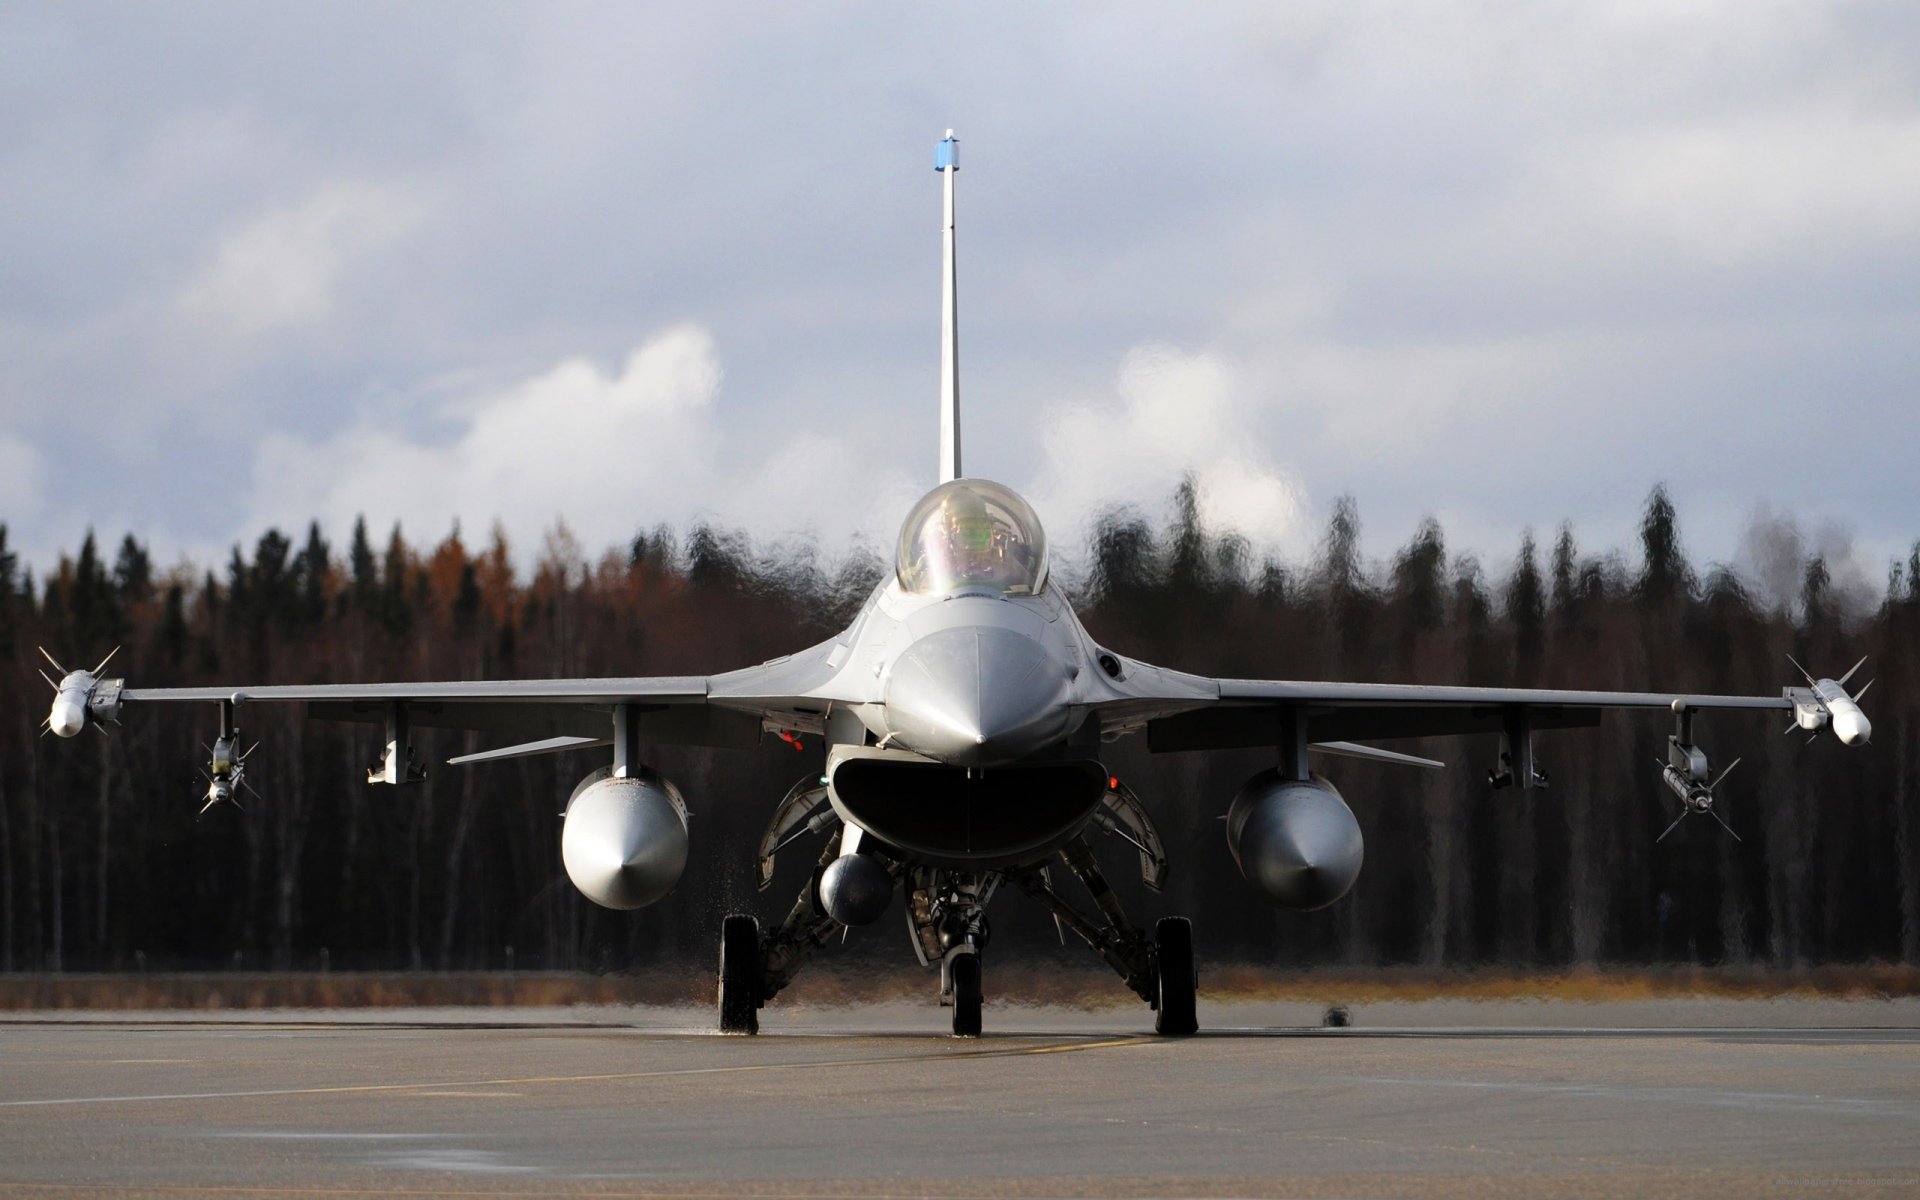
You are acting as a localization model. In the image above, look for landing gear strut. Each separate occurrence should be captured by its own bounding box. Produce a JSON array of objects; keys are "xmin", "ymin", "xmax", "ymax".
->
[
  {"xmin": 728, "ymin": 774, "xmax": 1194, "ymax": 1037},
  {"xmin": 1013, "ymin": 833, "xmax": 1200, "ymax": 1036},
  {"xmin": 911, "ymin": 872, "xmax": 995, "ymax": 1038}
]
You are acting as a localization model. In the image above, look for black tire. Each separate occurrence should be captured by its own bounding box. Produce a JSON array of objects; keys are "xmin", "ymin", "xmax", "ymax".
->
[
  {"xmin": 717, "ymin": 914, "xmax": 761, "ymax": 1035},
  {"xmin": 1153, "ymin": 916, "xmax": 1198, "ymax": 1036},
  {"xmin": 950, "ymin": 952, "xmax": 983, "ymax": 1038}
]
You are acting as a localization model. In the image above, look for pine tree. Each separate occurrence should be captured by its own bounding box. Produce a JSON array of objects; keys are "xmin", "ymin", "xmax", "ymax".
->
[
  {"xmin": 0, "ymin": 524, "xmax": 16, "ymax": 655},
  {"xmin": 1507, "ymin": 530, "xmax": 1545, "ymax": 680},
  {"xmin": 112, "ymin": 535, "xmax": 152, "ymax": 604},
  {"xmin": 349, "ymin": 517, "xmax": 377, "ymax": 617},
  {"xmin": 296, "ymin": 522, "xmax": 331, "ymax": 625}
]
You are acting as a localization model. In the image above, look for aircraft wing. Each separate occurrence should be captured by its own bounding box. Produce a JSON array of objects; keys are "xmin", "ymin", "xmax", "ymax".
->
[
  {"xmin": 1087, "ymin": 662, "xmax": 1797, "ymax": 752},
  {"xmin": 112, "ymin": 635, "xmax": 856, "ymax": 754}
]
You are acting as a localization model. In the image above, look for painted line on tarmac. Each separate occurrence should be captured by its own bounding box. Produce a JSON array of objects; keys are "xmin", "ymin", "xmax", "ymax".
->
[
  {"xmin": 0, "ymin": 1035, "xmax": 1152, "ymax": 1110},
  {"xmin": 1334, "ymin": 1073, "xmax": 1920, "ymax": 1120}
]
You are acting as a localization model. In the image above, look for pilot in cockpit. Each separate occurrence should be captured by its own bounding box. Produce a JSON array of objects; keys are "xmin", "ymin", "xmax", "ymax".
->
[
  {"xmin": 937, "ymin": 489, "xmax": 1023, "ymax": 587},
  {"xmin": 896, "ymin": 479, "xmax": 1048, "ymax": 597}
]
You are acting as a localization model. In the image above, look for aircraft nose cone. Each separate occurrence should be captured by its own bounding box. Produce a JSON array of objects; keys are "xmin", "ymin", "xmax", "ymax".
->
[{"xmin": 884, "ymin": 626, "xmax": 1075, "ymax": 766}]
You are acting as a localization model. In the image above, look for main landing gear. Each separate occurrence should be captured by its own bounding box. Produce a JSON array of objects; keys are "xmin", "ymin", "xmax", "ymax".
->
[
  {"xmin": 717, "ymin": 914, "xmax": 762, "ymax": 1035},
  {"xmin": 713, "ymin": 867, "xmax": 1198, "ymax": 1038},
  {"xmin": 722, "ymin": 773, "xmax": 1198, "ymax": 1038},
  {"xmin": 1009, "ymin": 834, "xmax": 1198, "ymax": 1037}
]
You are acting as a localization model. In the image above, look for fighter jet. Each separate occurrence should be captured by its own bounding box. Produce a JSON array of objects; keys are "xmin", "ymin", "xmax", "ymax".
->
[{"xmin": 43, "ymin": 131, "xmax": 1873, "ymax": 1036}]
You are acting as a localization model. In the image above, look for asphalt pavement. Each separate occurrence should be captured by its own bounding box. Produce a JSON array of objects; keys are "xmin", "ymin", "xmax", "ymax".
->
[{"xmin": 2, "ymin": 999, "xmax": 1917, "ymax": 1197}]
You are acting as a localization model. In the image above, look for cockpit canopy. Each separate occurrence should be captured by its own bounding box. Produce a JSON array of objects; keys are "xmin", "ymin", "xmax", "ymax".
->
[{"xmin": 896, "ymin": 479, "xmax": 1049, "ymax": 596}]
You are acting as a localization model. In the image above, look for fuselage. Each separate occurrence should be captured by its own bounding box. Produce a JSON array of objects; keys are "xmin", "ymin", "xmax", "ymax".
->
[
  {"xmin": 809, "ymin": 478, "xmax": 1127, "ymax": 867},
  {"xmin": 853, "ymin": 587, "xmax": 1093, "ymax": 766}
]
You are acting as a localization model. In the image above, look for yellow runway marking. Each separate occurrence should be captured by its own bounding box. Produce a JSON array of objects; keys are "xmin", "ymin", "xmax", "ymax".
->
[
  {"xmin": 0, "ymin": 1035, "xmax": 1151, "ymax": 1109},
  {"xmin": 407, "ymin": 1090, "xmax": 525, "ymax": 1098}
]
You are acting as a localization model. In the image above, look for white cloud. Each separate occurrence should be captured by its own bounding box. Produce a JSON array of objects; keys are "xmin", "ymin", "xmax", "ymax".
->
[
  {"xmin": 0, "ymin": 435, "xmax": 46, "ymax": 523},
  {"xmin": 239, "ymin": 330, "xmax": 1314, "ymax": 578},
  {"xmin": 176, "ymin": 181, "xmax": 425, "ymax": 335},
  {"xmin": 245, "ymin": 324, "xmax": 924, "ymax": 566},
  {"xmin": 1027, "ymin": 343, "xmax": 1310, "ymax": 557},
  {"xmin": 1538, "ymin": 111, "xmax": 1920, "ymax": 269},
  {"xmin": 10, "ymin": 4, "xmax": 1920, "ymax": 576}
]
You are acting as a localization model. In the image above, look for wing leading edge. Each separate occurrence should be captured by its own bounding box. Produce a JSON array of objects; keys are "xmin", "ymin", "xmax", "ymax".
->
[
  {"xmin": 112, "ymin": 635, "xmax": 860, "ymax": 755},
  {"xmin": 1105, "ymin": 674, "xmax": 1796, "ymax": 753}
]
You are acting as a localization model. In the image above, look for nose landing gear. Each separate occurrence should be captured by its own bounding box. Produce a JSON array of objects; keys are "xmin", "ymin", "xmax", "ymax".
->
[
  {"xmin": 922, "ymin": 874, "xmax": 995, "ymax": 1038},
  {"xmin": 946, "ymin": 950, "xmax": 983, "ymax": 1037}
]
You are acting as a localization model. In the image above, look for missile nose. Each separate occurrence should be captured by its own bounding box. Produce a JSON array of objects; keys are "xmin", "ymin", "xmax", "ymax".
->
[
  {"xmin": 49, "ymin": 695, "xmax": 86, "ymax": 738},
  {"xmin": 883, "ymin": 626, "xmax": 1075, "ymax": 766},
  {"xmin": 1831, "ymin": 702, "xmax": 1871, "ymax": 747}
]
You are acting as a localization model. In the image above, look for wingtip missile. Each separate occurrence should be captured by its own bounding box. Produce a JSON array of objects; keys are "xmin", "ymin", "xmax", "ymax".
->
[
  {"xmin": 1782, "ymin": 657, "xmax": 1873, "ymax": 746},
  {"xmin": 38, "ymin": 646, "xmax": 125, "ymax": 738}
]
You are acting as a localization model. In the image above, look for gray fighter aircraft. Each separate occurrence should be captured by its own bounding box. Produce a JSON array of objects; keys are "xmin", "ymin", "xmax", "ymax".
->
[{"xmin": 42, "ymin": 131, "xmax": 1873, "ymax": 1036}]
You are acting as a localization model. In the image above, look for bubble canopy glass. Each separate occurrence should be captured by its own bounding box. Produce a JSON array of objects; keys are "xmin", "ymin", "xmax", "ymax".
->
[{"xmin": 896, "ymin": 479, "xmax": 1049, "ymax": 596}]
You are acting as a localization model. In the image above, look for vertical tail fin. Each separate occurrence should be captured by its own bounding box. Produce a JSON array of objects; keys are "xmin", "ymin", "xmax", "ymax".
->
[{"xmin": 936, "ymin": 130, "xmax": 961, "ymax": 483}]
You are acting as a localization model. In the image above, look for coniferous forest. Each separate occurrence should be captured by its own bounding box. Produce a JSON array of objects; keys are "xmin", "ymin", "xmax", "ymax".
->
[{"xmin": 2, "ymin": 482, "xmax": 1917, "ymax": 976}]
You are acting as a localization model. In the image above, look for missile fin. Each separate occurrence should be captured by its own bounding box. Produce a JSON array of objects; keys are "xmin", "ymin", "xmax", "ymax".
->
[
  {"xmin": 38, "ymin": 668, "xmax": 57, "ymax": 692},
  {"xmin": 1787, "ymin": 655, "xmax": 1817, "ymax": 687},
  {"xmin": 1710, "ymin": 756, "xmax": 1742, "ymax": 790},
  {"xmin": 1656, "ymin": 810, "xmax": 1690, "ymax": 842},
  {"xmin": 1852, "ymin": 678, "xmax": 1874, "ymax": 702},
  {"xmin": 38, "ymin": 647, "xmax": 68, "ymax": 675},
  {"xmin": 1836, "ymin": 655, "xmax": 1868, "ymax": 687},
  {"xmin": 90, "ymin": 646, "xmax": 119, "ymax": 676}
]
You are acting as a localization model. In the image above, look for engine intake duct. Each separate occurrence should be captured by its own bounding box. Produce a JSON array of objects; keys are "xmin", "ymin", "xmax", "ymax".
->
[{"xmin": 829, "ymin": 753, "xmax": 1106, "ymax": 869}]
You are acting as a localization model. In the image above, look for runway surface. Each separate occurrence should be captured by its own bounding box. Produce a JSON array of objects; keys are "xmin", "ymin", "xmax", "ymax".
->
[{"xmin": 3, "ymin": 1000, "xmax": 1918, "ymax": 1198}]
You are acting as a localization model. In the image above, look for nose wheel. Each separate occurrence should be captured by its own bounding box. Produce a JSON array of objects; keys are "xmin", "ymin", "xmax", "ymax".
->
[{"xmin": 948, "ymin": 950, "xmax": 983, "ymax": 1037}]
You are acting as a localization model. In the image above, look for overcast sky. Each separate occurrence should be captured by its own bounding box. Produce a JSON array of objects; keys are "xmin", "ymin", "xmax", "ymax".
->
[{"xmin": 3, "ymin": 2, "xmax": 1916, "ymax": 597}]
